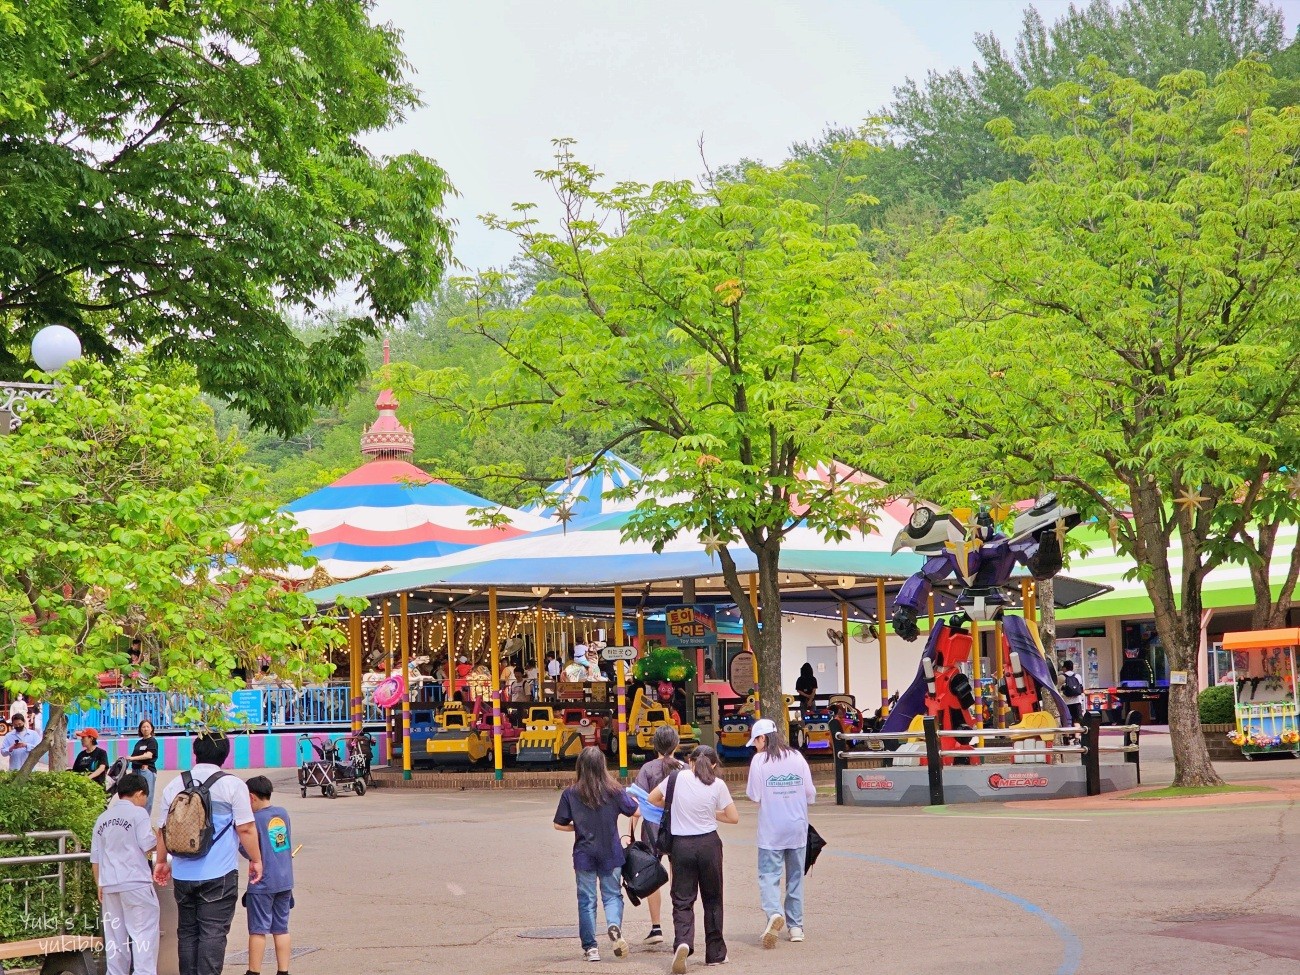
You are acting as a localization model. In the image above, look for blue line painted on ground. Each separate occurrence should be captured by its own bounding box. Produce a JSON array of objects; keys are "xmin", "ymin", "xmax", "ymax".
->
[{"xmin": 827, "ymin": 848, "xmax": 1083, "ymax": 975}]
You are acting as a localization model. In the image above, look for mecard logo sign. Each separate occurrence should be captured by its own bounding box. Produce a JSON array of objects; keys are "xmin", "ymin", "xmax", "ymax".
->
[
  {"xmin": 987, "ymin": 772, "xmax": 1048, "ymax": 789},
  {"xmin": 855, "ymin": 775, "xmax": 895, "ymax": 790}
]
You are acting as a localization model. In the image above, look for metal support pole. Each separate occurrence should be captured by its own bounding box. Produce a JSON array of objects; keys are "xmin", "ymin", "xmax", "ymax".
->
[
  {"xmin": 834, "ymin": 731, "xmax": 846, "ymax": 806},
  {"xmin": 446, "ymin": 608, "xmax": 456, "ymax": 704},
  {"xmin": 993, "ymin": 618, "xmax": 1006, "ymax": 730},
  {"xmin": 970, "ymin": 618, "xmax": 983, "ymax": 744},
  {"xmin": 348, "ymin": 613, "xmax": 363, "ymax": 733},
  {"xmin": 400, "ymin": 592, "xmax": 411, "ymax": 781},
  {"xmin": 615, "ymin": 585, "xmax": 628, "ymax": 779},
  {"xmin": 840, "ymin": 599, "xmax": 851, "ymax": 696},
  {"xmin": 922, "ymin": 716, "xmax": 944, "ymax": 806},
  {"xmin": 489, "ymin": 587, "xmax": 503, "ymax": 781},
  {"xmin": 927, "ymin": 592, "xmax": 935, "ymax": 631},
  {"xmin": 1125, "ymin": 711, "xmax": 1142, "ymax": 784},
  {"xmin": 877, "ymin": 578, "xmax": 889, "ymax": 710},
  {"xmin": 1083, "ymin": 711, "xmax": 1103, "ymax": 796}
]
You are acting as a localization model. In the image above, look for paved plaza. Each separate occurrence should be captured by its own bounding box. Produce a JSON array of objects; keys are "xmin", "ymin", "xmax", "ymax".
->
[{"xmin": 177, "ymin": 736, "xmax": 1300, "ymax": 975}]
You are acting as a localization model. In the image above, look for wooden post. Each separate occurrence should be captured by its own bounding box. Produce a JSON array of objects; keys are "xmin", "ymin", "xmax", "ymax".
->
[
  {"xmin": 489, "ymin": 587, "xmax": 503, "ymax": 781},
  {"xmin": 349, "ymin": 612, "xmax": 363, "ymax": 733},
  {"xmin": 637, "ymin": 610, "xmax": 645, "ymax": 651},
  {"xmin": 840, "ymin": 600, "xmax": 851, "ymax": 696},
  {"xmin": 400, "ymin": 593, "xmax": 411, "ymax": 780},
  {"xmin": 877, "ymin": 578, "xmax": 889, "ymax": 710},
  {"xmin": 615, "ymin": 585, "xmax": 628, "ymax": 779}
]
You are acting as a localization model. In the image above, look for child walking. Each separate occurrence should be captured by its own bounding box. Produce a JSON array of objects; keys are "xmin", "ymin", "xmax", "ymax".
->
[
  {"xmin": 242, "ymin": 776, "xmax": 295, "ymax": 975},
  {"xmin": 90, "ymin": 773, "xmax": 160, "ymax": 975},
  {"xmin": 553, "ymin": 746, "xmax": 638, "ymax": 962}
]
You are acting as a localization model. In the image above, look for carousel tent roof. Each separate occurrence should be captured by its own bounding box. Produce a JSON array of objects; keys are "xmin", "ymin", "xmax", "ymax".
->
[
  {"xmin": 275, "ymin": 341, "xmax": 549, "ymax": 581},
  {"xmin": 523, "ymin": 453, "xmax": 645, "ymax": 520}
]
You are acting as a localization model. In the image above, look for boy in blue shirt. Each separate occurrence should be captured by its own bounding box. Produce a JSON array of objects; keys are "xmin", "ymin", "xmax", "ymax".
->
[{"xmin": 241, "ymin": 776, "xmax": 294, "ymax": 975}]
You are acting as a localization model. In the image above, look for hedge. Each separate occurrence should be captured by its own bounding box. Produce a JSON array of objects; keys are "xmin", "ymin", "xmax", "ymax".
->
[
  {"xmin": 0, "ymin": 772, "xmax": 106, "ymax": 943},
  {"xmin": 1198, "ymin": 684, "xmax": 1237, "ymax": 725}
]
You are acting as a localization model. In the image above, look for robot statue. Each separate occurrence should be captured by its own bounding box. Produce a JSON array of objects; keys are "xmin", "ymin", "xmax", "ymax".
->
[{"xmin": 880, "ymin": 495, "xmax": 1082, "ymax": 753}]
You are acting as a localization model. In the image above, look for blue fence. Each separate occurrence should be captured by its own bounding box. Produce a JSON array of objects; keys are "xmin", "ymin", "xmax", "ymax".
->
[{"xmin": 59, "ymin": 685, "xmax": 384, "ymax": 736}]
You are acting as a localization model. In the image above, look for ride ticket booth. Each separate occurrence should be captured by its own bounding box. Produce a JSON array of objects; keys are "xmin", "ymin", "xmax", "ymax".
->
[{"xmin": 1221, "ymin": 628, "xmax": 1300, "ymax": 759}]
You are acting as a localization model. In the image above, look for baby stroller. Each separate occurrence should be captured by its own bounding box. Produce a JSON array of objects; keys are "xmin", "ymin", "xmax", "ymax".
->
[
  {"xmin": 103, "ymin": 757, "xmax": 129, "ymax": 798},
  {"xmin": 297, "ymin": 733, "xmax": 369, "ymax": 799}
]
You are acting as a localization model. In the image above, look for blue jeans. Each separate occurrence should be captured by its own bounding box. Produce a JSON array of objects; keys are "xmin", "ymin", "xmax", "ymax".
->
[
  {"xmin": 137, "ymin": 767, "xmax": 157, "ymax": 814},
  {"xmin": 575, "ymin": 868, "xmax": 624, "ymax": 950},
  {"xmin": 758, "ymin": 847, "xmax": 806, "ymax": 928}
]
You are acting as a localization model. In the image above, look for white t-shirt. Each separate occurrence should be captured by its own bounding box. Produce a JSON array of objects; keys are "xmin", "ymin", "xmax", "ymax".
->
[
  {"xmin": 746, "ymin": 749, "xmax": 816, "ymax": 850},
  {"xmin": 547, "ymin": 659, "xmax": 562, "ymax": 679},
  {"xmin": 158, "ymin": 763, "xmax": 254, "ymax": 881},
  {"xmin": 667, "ymin": 770, "xmax": 733, "ymax": 837},
  {"xmin": 91, "ymin": 799, "xmax": 157, "ymax": 893}
]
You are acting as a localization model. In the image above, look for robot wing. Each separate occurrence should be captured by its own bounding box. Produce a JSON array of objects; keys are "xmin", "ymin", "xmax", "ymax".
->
[
  {"xmin": 892, "ymin": 506, "xmax": 963, "ymax": 554},
  {"xmin": 1008, "ymin": 493, "xmax": 1082, "ymax": 544}
]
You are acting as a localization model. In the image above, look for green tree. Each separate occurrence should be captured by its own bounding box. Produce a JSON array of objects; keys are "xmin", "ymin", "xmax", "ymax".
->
[
  {"xmin": 403, "ymin": 142, "xmax": 886, "ymax": 721},
  {"xmin": 0, "ymin": 0, "xmax": 452, "ymax": 434},
  {"xmin": 0, "ymin": 360, "xmax": 352, "ymax": 776},
  {"xmin": 867, "ymin": 61, "xmax": 1300, "ymax": 786}
]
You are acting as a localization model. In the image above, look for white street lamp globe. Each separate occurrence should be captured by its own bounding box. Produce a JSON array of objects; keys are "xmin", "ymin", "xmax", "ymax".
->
[{"xmin": 31, "ymin": 325, "xmax": 83, "ymax": 373}]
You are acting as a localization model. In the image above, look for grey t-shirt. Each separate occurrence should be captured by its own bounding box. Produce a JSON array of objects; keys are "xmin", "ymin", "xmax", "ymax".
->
[{"xmin": 90, "ymin": 800, "xmax": 156, "ymax": 893}]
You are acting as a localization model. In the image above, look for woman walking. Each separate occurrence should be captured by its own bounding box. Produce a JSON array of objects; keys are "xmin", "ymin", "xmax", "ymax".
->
[
  {"xmin": 744, "ymin": 718, "xmax": 815, "ymax": 948},
  {"xmin": 630, "ymin": 726, "xmax": 681, "ymax": 945},
  {"xmin": 554, "ymin": 746, "xmax": 637, "ymax": 962},
  {"xmin": 649, "ymin": 746, "xmax": 738, "ymax": 972},
  {"xmin": 128, "ymin": 718, "xmax": 160, "ymax": 814}
]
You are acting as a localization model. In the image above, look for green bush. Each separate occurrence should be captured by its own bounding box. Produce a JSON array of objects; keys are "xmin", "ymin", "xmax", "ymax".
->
[
  {"xmin": 1198, "ymin": 684, "xmax": 1237, "ymax": 724},
  {"xmin": 0, "ymin": 772, "xmax": 106, "ymax": 942},
  {"xmin": 633, "ymin": 647, "xmax": 697, "ymax": 683}
]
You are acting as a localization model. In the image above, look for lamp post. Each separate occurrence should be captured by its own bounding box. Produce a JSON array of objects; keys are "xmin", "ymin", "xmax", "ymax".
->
[{"xmin": 1, "ymin": 326, "xmax": 83, "ymax": 433}]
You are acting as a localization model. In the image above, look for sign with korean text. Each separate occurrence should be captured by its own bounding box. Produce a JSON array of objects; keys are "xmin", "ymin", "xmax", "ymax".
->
[{"xmin": 665, "ymin": 604, "xmax": 717, "ymax": 647}]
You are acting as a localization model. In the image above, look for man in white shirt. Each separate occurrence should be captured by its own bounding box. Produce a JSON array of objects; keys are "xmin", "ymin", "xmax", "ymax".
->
[
  {"xmin": 0, "ymin": 712, "xmax": 41, "ymax": 771},
  {"xmin": 91, "ymin": 773, "xmax": 159, "ymax": 975},
  {"xmin": 546, "ymin": 653, "xmax": 562, "ymax": 680},
  {"xmin": 154, "ymin": 734, "xmax": 262, "ymax": 975}
]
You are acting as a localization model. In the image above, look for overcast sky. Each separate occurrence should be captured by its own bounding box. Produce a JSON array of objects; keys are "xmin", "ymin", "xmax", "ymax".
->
[{"xmin": 365, "ymin": 0, "xmax": 1299, "ymax": 274}]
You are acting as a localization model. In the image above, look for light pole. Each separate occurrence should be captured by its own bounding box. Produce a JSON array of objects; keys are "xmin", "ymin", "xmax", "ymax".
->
[{"xmin": 1, "ymin": 326, "xmax": 83, "ymax": 434}]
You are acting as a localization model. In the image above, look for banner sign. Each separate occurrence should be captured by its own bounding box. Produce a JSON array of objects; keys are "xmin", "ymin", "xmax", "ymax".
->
[{"xmin": 665, "ymin": 604, "xmax": 717, "ymax": 647}]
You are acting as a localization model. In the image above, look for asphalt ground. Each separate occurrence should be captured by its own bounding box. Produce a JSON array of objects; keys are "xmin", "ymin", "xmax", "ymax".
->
[{"xmin": 145, "ymin": 732, "xmax": 1300, "ymax": 975}]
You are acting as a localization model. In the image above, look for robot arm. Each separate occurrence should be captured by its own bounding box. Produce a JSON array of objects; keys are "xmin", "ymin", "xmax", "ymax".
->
[{"xmin": 892, "ymin": 556, "xmax": 951, "ymax": 642}]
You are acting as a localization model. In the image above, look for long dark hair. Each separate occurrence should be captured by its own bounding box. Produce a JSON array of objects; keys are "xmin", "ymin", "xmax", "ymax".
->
[
  {"xmin": 758, "ymin": 726, "xmax": 793, "ymax": 763},
  {"xmin": 575, "ymin": 746, "xmax": 623, "ymax": 809},
  {"xmin": 690, "ymin": 745, "xmax": 720, "ymax": 786}
]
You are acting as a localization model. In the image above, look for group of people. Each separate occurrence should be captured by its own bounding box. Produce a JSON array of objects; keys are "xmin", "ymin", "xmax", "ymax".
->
[
  {"xmin": 88, "ymin": 733, "xmax": 296, "ymax": 975},
  {"xmin": 553, "ymin": 718, "xmax": 815, "ymax": 970}
]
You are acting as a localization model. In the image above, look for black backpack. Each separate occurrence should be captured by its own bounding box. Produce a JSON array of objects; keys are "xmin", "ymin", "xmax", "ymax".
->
[
  {"xmin": 1062, "ymin": 672, "xmax": 1083, "ymax": 697},
  {"xmin": 654, "ymin": 771, "xmax": 680, "ymax": 857},
  {"xmin": 621, "ymin": 840, "xmax": 669, "ymax": 905}
]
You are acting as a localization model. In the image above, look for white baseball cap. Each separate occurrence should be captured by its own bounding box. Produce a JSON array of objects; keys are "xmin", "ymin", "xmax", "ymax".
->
[{"xmin": 746, "ymin": 718, "xmax": 778, "ymax": 747}]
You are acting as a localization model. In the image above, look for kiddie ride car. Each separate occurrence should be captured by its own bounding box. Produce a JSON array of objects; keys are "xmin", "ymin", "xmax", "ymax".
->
[
  {"xmin": 794, "ymin": 695, "xmax": 866, "ymax": 754},
  {"xmin": 423, "ymin": 701, "xmax": 490, "ymax": 768},
  {"xmin": 626, "ymin": 687, "xmax": 699, "ymax": 756},
  {"xmin": 515, "ymin": 705, "xmax": 585, "ymax": 767}
]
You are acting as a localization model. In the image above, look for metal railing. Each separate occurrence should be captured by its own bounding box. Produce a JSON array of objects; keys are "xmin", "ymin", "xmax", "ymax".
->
[
  {"xmin": 59, "ymin": 685, "xmax": 385, "ymax": 736},
  {"xmin": 832, "ymin": 712, "xmax": 1141, "ymax": 806},
  {"xmin": 0, "ymin": 831, "xmax": 96, "ymax": 942}
]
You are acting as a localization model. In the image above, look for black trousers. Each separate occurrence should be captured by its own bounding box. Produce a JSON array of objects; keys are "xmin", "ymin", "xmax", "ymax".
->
[
  {"xmin": 173, "ymin": 869, "xmax": 239, "ymax": 975},
  {"xmin": 669, "ymin": 832, "xmax": 726, "ymax": 963}
]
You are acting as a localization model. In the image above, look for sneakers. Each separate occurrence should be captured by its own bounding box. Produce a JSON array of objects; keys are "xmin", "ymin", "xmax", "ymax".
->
[
  {"xmin": 789, "ymin": 926, "xmax": 805, "ymax": 943},
  {"xmin": 706, "ymin": 958, "xmax": 729, "ymax": 966},
  {"xmin": 761, "ymin": 913, "xmax": 785, "ymax": 949},
  {"xmin": 644, "ymin": 925, "xmax": 664, "ymax": 945},
  {"xmin": 609, "ymin": 924, "xmax": 629, "ymax": 959},
  {"xmin": 672, "ymin": 943, "xmax": 690, "ymax": 974},
  {"xmin": 585, "ymin": 946, "xmax": 601, "ymax": 962}
]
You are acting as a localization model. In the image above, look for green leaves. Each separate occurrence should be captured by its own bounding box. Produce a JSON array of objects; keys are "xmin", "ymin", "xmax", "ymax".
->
[
  {"xmin": 0, "ymin": 359, "xmax": 348, "ymax": 721},
  {"xmin": 0, "ymin": 0, "xmax": 452, "ymax": 434}
]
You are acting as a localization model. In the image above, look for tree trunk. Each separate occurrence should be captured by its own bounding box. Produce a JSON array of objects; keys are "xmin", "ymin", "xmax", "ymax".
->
[
  {"xmin": 1131, "ymin": 488, "xmax": 1222, "ymax": 786},
  {"xmin": 1037, "ymin": 578, "xmax": 1057, "ymax": 660},
  {"xmin": 753, "ymin": 546, "xmax": 786, "ymax": 726},
  {"xmin": 15, "ymin": 704, "xmax": 66, "ymax": 782}
]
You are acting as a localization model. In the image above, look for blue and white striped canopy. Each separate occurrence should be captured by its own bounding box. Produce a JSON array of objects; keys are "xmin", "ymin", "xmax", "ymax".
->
[{"xmin": 524, "ymin": 454, "xmax": 645, "ymax": 520}]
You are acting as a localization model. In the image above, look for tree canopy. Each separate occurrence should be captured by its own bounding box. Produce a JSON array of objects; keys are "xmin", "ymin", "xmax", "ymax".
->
[
  {"xmin": 0, "ymin": 359, "xmax": 352, "ymax": 773},
  {"xmin": 0, "ymin": 0, "xmax": 452, "ymax": 434},
  {"xmin": 865, "ymin": 59, "xmax": 1300, "ymax": 785},
  {"xmin": 399, "ymin": 142, "xmax": 888, "ymax": 720}
]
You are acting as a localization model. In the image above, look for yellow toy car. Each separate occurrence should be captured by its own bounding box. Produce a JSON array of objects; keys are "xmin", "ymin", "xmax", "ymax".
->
[
  {"xmin": 516, "ymin": 705, "xmax": 585, "ymax": 767},
  {"xmin": 425, "ymin": 703, "xmax": 489, "ymax": 767},
  {"xmin": 627, "ymin": 688, "xmax": 699, "ymax": 755}
]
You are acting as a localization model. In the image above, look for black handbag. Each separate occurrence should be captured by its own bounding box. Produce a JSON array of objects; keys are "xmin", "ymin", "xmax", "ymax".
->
[
  {"xmin": 621, "ymin": 839, "xmax": 669, "ymax": 906},
  {"xmin": 654, "ymin": 771, "xmax": 680, "ymax": 857},
  {"xmin": 805, "ymin": 822, "xmax": 827, "ymax": 874}
]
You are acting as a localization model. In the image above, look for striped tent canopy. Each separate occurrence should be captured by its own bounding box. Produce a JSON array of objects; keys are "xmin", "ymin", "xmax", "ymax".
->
[
  {"xmin": 305, "ymin": 476, "xmax": 929, "ymax": 603},
  {"xmin": 1058, "ymin": 522, "xmax": 1300, "ymax": 621},
  {"xmin": 523, "ymin": 453, "xmax": 645, "ymax": 520},
  {"xmin": 280, "ymin": 459, "xmax": 551, "ymax": 582}
]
